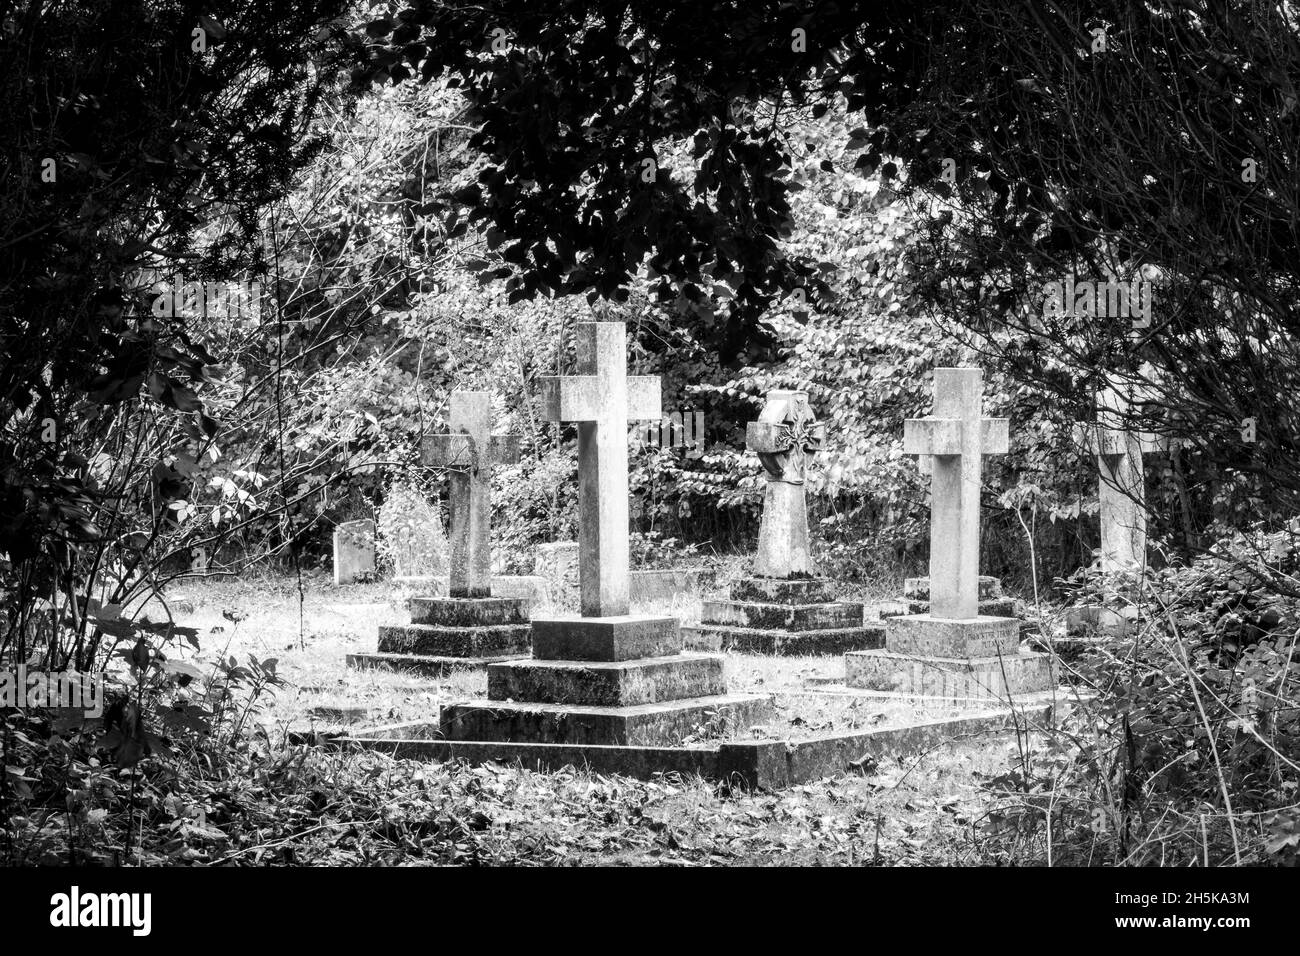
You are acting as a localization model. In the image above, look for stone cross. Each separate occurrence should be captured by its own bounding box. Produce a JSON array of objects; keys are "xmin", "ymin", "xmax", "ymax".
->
[
  {"xmin": 904, "ymin": 368, "xmax": 1009, "ymax": 619},
  {"xmin": 1073, "ymin": 384, "xmax": 1161, "ymax": 573},
  {"xmin": 423, "ymin": 391, "xmax": 520, "ymax": 598},
  {"xmin": 746, "ymin": 390, "xmax": 825, "ymax": 577},
  {"xmin": 541, "ymin": 321, "xmax": 661, "ymax": 617}
]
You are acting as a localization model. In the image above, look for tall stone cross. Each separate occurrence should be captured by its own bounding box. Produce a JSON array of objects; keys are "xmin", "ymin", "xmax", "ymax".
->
[
  {"xmin": 422, "ymin": 391, "xmax": 520, "ymax": 598},
  {"xmin": 541, "ymin": 321, "xmax": 661, "ymax": 617},
  {"xmin": 746, "ymin": 390, "xmax": 825, "ymax": 578},
  {"xmin": 904, "ymin": 368, "xmax": 1009, "ymax": 619},
  {"xmin": 1073, "ymin": 384, "xmax": 1160, "ymax": 572}
]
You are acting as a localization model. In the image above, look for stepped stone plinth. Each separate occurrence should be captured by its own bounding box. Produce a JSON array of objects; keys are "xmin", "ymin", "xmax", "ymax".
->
[
  {"xmin": 682, "ymin": 391, "xmax": 880, "ymax": 656},
  {"xmin": 348, "ymin": 595, "xmax": 531, "ymax": 676},
  {"xmin": 846, "ymin": 616, "xmax": 1054, "ymax": 699},
  {"xmin": 684, "ymin": 576, "xmax": 883, "ymax": 655},
  {"xmin": 846, "ymin": 368, "xmax": 1053, "ymax": 700},
  {"xmin": 442, "ymin": 614, "xmax": 768, "ymax": 745}
]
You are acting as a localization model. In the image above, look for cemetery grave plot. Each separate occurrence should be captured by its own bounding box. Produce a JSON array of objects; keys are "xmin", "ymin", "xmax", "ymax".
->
[{"xmin": 157, "ymin": 577, "xmax": 1044, "ymax": 748}]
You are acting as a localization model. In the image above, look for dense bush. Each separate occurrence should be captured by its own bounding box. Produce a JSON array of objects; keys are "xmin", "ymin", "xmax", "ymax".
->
[{"xmin": 981, "ymin": 524, "xmax": 1300, "ymax": 865}]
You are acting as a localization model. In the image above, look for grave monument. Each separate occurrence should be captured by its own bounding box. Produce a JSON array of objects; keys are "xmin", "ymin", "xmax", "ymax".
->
[
  {"xmin": 348, "ymin": 391, "xmax": 532, "ymax": 675},
  {"xmin": 684, "ymin": 390, "xmax": 882, "ymax": 654},
  {"xmin": 846, "ymin": 368, "xmax": 1053, "ymax": 698},
  {"xmin": 441, "ymin": 321, "xmax": 768, "ymax": 744}
]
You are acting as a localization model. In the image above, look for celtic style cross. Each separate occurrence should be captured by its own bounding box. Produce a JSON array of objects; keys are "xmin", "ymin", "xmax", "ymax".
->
[{"xmin": 746, "ymin": 390, "xmax": 825, "ymax": 577}]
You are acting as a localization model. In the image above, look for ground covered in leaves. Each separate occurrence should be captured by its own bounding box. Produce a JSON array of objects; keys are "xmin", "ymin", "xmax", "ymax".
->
[
  {"xmin": 3, "ymin": 572, "xmax": 1049, "ymax": 866},
  {"xmin": 11, "ymin": 737, "xmax": 1020, "ymax": 866},
  {"xmin": 218, "ymin": 742, "xmax": 1023, "ymax": 866}
]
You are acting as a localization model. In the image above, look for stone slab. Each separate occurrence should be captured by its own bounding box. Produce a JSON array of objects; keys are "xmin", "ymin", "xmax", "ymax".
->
[
  {"xmin": 885, "ymin": 614, "xmax": 1020, "ymax": 658},
  {"xmin": 717, "ymin": 704, "xmax": 1054, "ymax": 788},
  {"xmin": 346, "ymin": 652, "xmax": 523, "ymax": 677},
  {"xmin": 333, "ymin": 519, "xmax": 376, "ymax": 586},
  {"xmin": 376, "ymin": 623, "xmax": 532, "ymax": 657},
  {"xmin": 699, "ymin": 599, "xmax": 864, "ymax": 631},
  {"xmin": 439, "ymin": 692, "xmax": 772, "ymax": 747},
  {"xmin": 530, "ymin": 614, "xmax": 681, "ymax": 662},
  {"xmin": 681, "ymin": 623, "xmax": 886, "ymax": 656},
  {"xmin": 904, "ymin": 575, "xmax": 1002, "ymax": 600},
  {"xmin": 728, "ymin": 577, "xmax": 835, "ymax": 605},
  {"xmin": 905, "ymin": 597, "xmax": 1018, "ymax": 618},
  {"xmin": 345, "ymin": 704, "xmax": 1055, "ymax": 788},
  {"xmin": 408, "ymin": 596, "xmax": 530, "ymax": 627},
  {"xmin": 845, "ymin": 648, "xmax": 1054, "ymax": 699},
  {"xmin": 487, "ymin": 654, "xmax": 725, "ymax": 707}
]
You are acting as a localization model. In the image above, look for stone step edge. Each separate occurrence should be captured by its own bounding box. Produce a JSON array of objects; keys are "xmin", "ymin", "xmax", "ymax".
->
[
  {"xmin": 442, "ymin": 691, "xmax": 769, "ymax": 719},
  {"xmin": 490, "ymin": 652, "xmax": 722, "ymax": 673},
  {"xmin": 341, "ymin": 706, "xmax": 1056, "ymax": 788},
  {"xmin": 380, "ymin": 623, "xmax": 533, "ymax": 635},
  {"xmin": 845, "ymin": 648, "xmax": 1049, "ymax": 665},
  {"xmin": 347, "ymin": 652, "xmax": 525, "ymax": 673}
]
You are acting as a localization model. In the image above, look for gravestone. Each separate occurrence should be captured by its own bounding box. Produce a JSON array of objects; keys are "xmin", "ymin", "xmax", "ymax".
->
[
  {"xmin": 684, "ymin": 391, "xmax": 884, "ymax": 655},
  {"xmin": 348, "ymin": 392, "xmax": 531, "ymax": 676},
  {"xmin": 1063, "ymin": 382, "xmax": 1165, "ymax": 636},
  {"xmin": 846, "ymin": 368, "xmax": 1053, "ymax": 698},
  {"xmin": 332, "ymin": 520, "xmax": 376, "ymax": 586},
  {"xmin": 1074, "ymin": 384, "xmax": 1160, "ymax": 573},
  {"xmin": 895, "ymin": 575, "xmax": 1017, "ymax": 618},
  {"xmin": 442, "ymin": 321, "xmax": 768, "ymax": 745}
]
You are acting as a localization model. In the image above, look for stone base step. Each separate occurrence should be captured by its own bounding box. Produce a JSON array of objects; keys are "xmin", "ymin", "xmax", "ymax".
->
[
  {"xmin": 895, "ymin": 597, "xmax": 1019, "ymax": 618},
  {"xmin": 682, "ymin": 623, "xmax": 885, "ymax": 656},
  {"xmin": 699, "ymin": 599, "xmax": 864, "ymax": 631},
  {"xmin": 487, "ymin": 654, "xmax": 725, "ymax": 707},
  {"xmin": 530, "ymin": 614, "xmax": 681, "ymax": 661},
  {"xmin": 408, "ymin": 596, "xmax": 529, "ymax": 627},
  {"xmin": 377, "ymin": 623, "xmax": 531, "ymax": 657},
  {"xmin": 903, "ymin": 575, "xmax": 1003, "ymax": 601},
  {"xmin": 346, "ymin": 652, "xmax": 524, "ymax": 677},
  {"xmin": 845, "ymin": 649, "xmax": 1054, "ymax": 699},
  {"xmin": 440, "ymin": 693, "xmax": 772, "ymax": 747},
  {"xmin": 728, "ymin": 577, "xmax": 834, "ymax": 605},
  {"xmin": 885, "ymin": 614, "xmax": 1020, "ymax": 658}
]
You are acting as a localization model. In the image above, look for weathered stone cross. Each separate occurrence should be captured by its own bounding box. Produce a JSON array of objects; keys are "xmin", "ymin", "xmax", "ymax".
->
[
  {"xmin": 904, "ymin": 368, "xmax": 1009, "ymax": 619},
  {"xmin": 422, "ymin": 391, "xmax": 520, "ymax": 598},
  {"xmin": 541, "ymin": 321, "xmax": 661, "ymax": 617},
  {"xmin": 1073, "ymin": 384, "xmax": 1160, "ymax": 573}
]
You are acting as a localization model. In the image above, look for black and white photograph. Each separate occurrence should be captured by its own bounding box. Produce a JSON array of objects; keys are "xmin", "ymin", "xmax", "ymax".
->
[{"xmin": 0, "ymin": 0, "xmax": 1290, "ymax": 930}]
